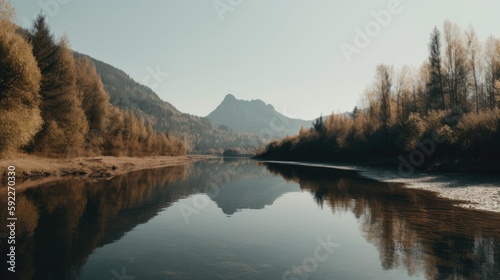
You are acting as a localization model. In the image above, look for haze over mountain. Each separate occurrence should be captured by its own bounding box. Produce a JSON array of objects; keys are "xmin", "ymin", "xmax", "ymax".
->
[{"xmin": 207, "ymin": 94, "xmax": 311, "ymax": 138}]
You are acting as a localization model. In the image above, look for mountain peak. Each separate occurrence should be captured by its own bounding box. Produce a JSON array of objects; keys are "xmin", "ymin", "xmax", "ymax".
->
[
  {"xmin": 224, "ymin": 94, "xmax": 236, "ymax": 101},
  {"xmin": 207, "ymin": 95, "xmax": 310, "ymax": 137}
]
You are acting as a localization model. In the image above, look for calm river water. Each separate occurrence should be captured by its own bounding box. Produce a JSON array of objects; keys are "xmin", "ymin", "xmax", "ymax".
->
[{"xmin": 1, "ymin": 158, "xmax": 499, "ymax": 280}]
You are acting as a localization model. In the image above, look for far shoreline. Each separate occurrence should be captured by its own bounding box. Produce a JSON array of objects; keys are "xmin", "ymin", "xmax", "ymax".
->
[{"xmin": 254, "ymin": 154, "xmax": 500, "ymax": 174}]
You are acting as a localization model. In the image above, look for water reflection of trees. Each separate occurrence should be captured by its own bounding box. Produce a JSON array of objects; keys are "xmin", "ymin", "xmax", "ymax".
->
[
  {"xmin": 1, "ymin": 160, "xmax": 498, "ymax": 280},
  {"xmin": 263, "ymin": 162, "xmax": 500, "ymax": 280},
  {"xmin": 0, "ymin": 159, "xmax": 272, "ymax": 280},
  {"xmin": 0, "ymin": 165, "xmax": 189, "ymax": 280}
]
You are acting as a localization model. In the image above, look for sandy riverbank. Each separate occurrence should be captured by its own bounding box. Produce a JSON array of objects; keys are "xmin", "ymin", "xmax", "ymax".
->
[{"xmin": 0, "ymin": 155, "xmax": 214, "ymax": 188}]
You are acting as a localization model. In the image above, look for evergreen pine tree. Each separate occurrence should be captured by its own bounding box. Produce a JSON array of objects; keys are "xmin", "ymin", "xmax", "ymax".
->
[{"xmin": 29, "ymin": 15, "xmax": 88, "ymax": 156}]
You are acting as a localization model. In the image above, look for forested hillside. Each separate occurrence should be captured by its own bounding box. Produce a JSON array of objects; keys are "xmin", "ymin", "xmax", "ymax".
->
[
  {"xmin": 0, "ymin": 0, "xmax": 264, "ymax": 156},
  {"xmin": 257, "ymin": 21, "xmax": 500, "ymax": 166},
  {"xmin": 74, "ymin": 54, "xmax": 265, "ymax": 154},
  {"xmin": 0, "ymin": 4, "xmax": 185, "ymax": 157}
]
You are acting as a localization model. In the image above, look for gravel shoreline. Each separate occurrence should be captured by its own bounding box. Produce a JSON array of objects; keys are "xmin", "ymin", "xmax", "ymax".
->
[
  {"xmin": 357, "ymin": 166, "xmax": 500, "ymax": 213},
  {"xmin": 261, "ymin": 160, "xmax": 500, "ymax": 213}
]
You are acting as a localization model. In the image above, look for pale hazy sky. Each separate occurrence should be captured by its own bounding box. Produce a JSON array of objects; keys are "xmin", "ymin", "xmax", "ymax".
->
[{"xmin": 11, "ymin": 0, "xmax": 500, "ymax": 120}]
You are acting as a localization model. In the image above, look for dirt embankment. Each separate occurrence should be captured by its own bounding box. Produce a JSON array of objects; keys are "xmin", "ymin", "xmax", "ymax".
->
[{"xmin": 0, "ymin": 155, "xmax": 214, "ymax": 188}]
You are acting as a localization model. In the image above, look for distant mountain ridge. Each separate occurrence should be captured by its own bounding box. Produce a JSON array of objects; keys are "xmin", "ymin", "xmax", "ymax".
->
[
  {"xmin": 73, "ymin": 52, "xmax": 264, "ymax": 154},
  {"xmin": 207, "ymin": 94, "xmax": 311, "ymax": 138}
]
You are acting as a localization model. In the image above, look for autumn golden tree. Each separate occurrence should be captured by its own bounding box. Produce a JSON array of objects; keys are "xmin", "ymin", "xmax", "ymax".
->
[
  {"xmin": 395, "ymin": 65, "xmax": 414, "ymax": 120},
  {"xmin": 75, "ymin": 57, "xmax": 110, "ymax": 153},
  {"xmin": 0, "ymin": 1, "xmax": 42, "ymax": 155},
  {"xmin": 465, "ymin": 26, "xmax": 482, "ymax": 114},
  {"xmin": 443, "ymin": 20, "xmax": 468, "ymax": 111},
  {"xmin": 484, "ymin": 36, "xmax": 500, "ymax": 109},
  {"xmin": 103, "ymin": 107, "xmax": 125, "ymax": 156},
  {"xmin": 29, "ymin": 15, "xmax": 88, "ymax": 156}
]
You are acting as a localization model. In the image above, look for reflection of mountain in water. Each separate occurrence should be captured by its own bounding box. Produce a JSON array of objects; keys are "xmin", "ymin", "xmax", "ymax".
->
[
  {"xmin": 263, "ymin": 162, "xmax": 500, "ymax": 280},
  {"xmin": 207, "ymin": 176, "xmax": 299, "ymax": 215},
  {"xmin": 201, "ymin": 159, "xmax": 301, "ymax": 215}
]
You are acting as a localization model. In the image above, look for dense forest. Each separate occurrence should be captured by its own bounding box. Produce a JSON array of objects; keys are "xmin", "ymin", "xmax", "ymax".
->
[
  {"xmin": 0, "ymin": 2, "xmax": 186, "ymax": 157},
  {"xmin": 257, "ymin": 21, "xmax": 500, "ymax": 166}
]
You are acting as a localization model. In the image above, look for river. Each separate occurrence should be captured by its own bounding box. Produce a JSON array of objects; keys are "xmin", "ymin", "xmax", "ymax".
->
[{"xmin": 1, "ymin": 158, "xmax": 499, "ymax": 280}]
